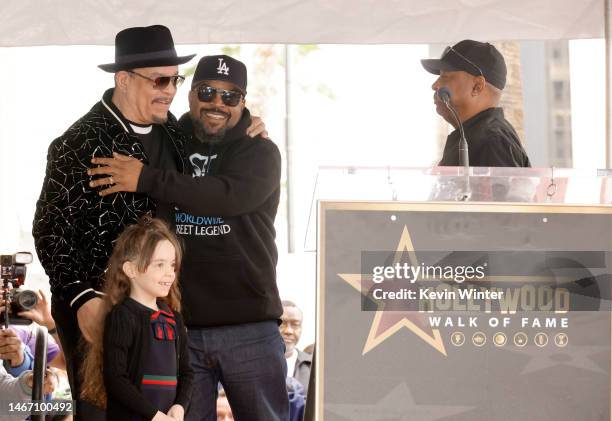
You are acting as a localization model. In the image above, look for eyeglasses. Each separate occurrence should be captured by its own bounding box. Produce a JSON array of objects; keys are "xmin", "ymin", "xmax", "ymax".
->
[
  {"xmin": 126, "ymin": 70, "xmax": 185, "ymax": 89},
  {"xmin": 196, "ymin": 85, "xmax": 243, "ymax": 107},
  {"xmin": 443, "ymin": 46, "xmax": 484, "ymax": 77}
]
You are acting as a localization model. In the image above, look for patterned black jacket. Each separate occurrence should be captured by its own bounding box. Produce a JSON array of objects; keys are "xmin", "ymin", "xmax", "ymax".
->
[{"xmin": 32, "ymin": 88, "xmax": 186, "ymax": 312}]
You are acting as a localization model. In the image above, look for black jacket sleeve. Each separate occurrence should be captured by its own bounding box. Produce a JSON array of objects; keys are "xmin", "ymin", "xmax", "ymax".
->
[
  {"xmin": 32, "ymin": 133, "xmax": 99, "ymax": 311},
  {"xmin": 173, "ymin": 313, "xmax": 194, "ymax": 410},
  {"xmin": 137, "ymin": 138, "xmax": 281, "ymax": 216},
  {"xmin": 103, "ymin": 307, "xmax": 158, "ymax": 420},
  {"xmin": 476, "ymin": 133, "xmax": 531, "ymax": 168}
]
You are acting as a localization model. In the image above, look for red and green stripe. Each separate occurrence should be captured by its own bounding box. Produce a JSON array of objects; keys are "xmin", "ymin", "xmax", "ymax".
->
[{"xmin": 141, "ymin": 375, "xmax": 177, "ymax": 386}]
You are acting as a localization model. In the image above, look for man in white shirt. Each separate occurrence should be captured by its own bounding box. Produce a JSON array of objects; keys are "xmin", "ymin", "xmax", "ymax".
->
[{"xmin": 280, "ymin": 301, "xmax": 312, "ymax": 394}]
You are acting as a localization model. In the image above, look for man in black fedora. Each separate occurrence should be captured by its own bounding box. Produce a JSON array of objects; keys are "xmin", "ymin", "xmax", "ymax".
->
[
  {"xmin": 422, "ymin": 39, "xmax": 531, "ymax": 167},
  {"xmin": 32, "ymin": 24, "xmax": 197, "ymax": 420}
]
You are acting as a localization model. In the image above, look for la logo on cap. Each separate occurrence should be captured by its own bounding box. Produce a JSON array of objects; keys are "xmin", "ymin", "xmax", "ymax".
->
[{"xmin": 217, "ymin": 58, "xmax": 230, "ymax": 75}]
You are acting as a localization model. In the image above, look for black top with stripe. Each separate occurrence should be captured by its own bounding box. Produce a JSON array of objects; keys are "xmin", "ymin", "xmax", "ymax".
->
[{"xmin": 104, "ymin": 297, "xmax": 193, "ymax": 421}]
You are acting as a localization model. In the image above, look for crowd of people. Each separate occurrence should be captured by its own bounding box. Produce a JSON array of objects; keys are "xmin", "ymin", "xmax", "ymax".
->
[
  {"xmin": 212, "ymin": 300, "xmax": 313, "ymax": 421},
  {"xmin": 0, "ymin": 284, "xmax": 314, "ymax": 421},
  {"xmin": 0, "ymin": 290, "xmax": 69, "ymax": 421},
  {"xmin": 0, "ymin": 20, "xmax": 531, "ymax": 421}
]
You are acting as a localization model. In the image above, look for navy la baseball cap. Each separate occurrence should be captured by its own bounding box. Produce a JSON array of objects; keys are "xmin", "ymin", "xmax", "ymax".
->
[
  {"xmin": 191, "ymin": 55, "xmax": 247, "ymax": 93},
  {"xmin": 421, "ymin": 40, "xmax": 507, "ymax": 90}
]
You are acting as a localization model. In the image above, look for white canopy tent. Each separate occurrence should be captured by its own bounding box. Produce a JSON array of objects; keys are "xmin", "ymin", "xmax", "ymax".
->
[
  {"xmin": 2, "ymin": 0, "xmax": 610, "ymax": 165},
  {"xmin": 0, "ymin": 0, "xmax": 604, "ymax": 45},
  {"xmin": 0, "ymin": 0, "xmax": 608, "ymax": 352}
]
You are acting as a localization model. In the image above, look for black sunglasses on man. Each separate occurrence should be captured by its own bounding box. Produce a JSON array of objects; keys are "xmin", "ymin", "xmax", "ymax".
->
[
  {"xmin": 196, "ymin": 85, "xmax": 243, "ymax": 107},
  {"xmin": 127, "ymin": 70, "xmax": 185, "ymax": 89}
]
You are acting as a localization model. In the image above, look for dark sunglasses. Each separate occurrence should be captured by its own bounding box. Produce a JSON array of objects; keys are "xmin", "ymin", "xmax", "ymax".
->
[
  {"xmin": 127, "ymin": 70, "xmax": 185, "ymax": 89},
  {"xmin": 196, "ymin": 85, "xmax": 243, "ymax": 107},
  {"xmin": 442, "ymin": 46, "xmax": 484, "ymax": 77}
]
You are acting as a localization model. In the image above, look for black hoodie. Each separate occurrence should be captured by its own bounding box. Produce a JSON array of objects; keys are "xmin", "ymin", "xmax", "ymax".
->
[{"xmin": 137, "ymin": 109, "xmax": 282, "ymax": 327}]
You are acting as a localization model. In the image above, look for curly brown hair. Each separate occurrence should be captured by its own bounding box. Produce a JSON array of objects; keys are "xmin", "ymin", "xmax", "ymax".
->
[{"xmin": 80, "ymin": 216, "xmax": 183, "ymax": 408}]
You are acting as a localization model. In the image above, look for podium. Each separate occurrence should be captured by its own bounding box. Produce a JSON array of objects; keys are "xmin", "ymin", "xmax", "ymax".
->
[{"xmin": 310, "ymin": 167, "xmax": 612, "ymax": 421}]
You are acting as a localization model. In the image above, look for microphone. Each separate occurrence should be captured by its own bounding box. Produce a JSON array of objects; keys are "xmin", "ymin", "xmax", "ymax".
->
[
  {"xmin": 436, "ymin": 88, "xmax": 469, "ymax": 168},
  {"xmin": 437, "ymin": 87, "xmax": 451, "ymax": 104}
]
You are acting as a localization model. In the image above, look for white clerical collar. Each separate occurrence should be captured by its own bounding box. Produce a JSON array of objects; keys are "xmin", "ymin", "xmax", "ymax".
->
[{"xmin": 129, "ymin": 123, "xmax": 153, "ymax": 135}]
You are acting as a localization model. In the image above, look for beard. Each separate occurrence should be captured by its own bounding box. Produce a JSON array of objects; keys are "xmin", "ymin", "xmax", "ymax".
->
[
  {"xmin": 192, "ymin": 112, "xmax": 228, "ymax": 144},
  {"xmin": 193, "ymin": 118, "xmax": 226, "ymax": 144},
  {"xmin": 152, "ymin": 114, "xmax": 168, "ymax": 124}
]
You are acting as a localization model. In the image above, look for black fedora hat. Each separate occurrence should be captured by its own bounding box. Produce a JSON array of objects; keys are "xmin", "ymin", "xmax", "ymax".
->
[{"xmin": 99, "ymin": 25, "xmax": 195, "ymax": 72}]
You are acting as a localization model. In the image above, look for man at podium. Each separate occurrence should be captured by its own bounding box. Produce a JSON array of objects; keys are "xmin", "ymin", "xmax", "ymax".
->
[{"xmin": 422, "ymin": 39, "xmax": 531, "ymax": 167}]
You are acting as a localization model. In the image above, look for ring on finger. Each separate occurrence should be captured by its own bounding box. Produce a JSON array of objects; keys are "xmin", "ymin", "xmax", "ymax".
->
[{"xmin": 109, "ymin": 176, "xmax": 114, "ymax": 185}]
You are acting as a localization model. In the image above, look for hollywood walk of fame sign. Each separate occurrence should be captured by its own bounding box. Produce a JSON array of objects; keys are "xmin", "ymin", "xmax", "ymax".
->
[{"xmin": 316, "ymin": 201, "xmax": 612, "ymax": 421}]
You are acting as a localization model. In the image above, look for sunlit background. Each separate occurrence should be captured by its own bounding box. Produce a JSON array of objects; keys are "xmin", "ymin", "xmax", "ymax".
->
[{"xmin": 0, "ymin": 39, "xmax": 605, "ymax": 346}]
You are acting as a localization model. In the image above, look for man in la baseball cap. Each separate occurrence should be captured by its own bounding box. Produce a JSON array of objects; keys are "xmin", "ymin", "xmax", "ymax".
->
[
  {"xmin": 188, "ymin": 55, "xmax": 248, "ymax": 143},
  {"xmin": 422, "ymin": 39, "xmax": 531, "ymax": 167},
  {"xmin": 175, "ymin": 54, "xmax": 287, "ymax": 420}
]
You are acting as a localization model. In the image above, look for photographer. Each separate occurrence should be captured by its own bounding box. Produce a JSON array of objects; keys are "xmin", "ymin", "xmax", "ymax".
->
[
  {"xmin": 1, "ymin": 362, "xmax": 58, "ymax": 421},
  {"xmin": 0, "ymin": 327, "xmax": 31, "ymax": 376},
  {"xmin": 0, "ymin": 290, "xmax": 65, "ymax": 375},
  {"xmin": 1, "ymin": 365, "xmax": 41, "ymax": 421}
]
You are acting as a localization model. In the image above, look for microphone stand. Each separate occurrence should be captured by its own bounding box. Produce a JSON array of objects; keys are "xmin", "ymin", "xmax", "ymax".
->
[{"xmin": 441, "ymin": 98, "xmax": 471, "ymax": 201}]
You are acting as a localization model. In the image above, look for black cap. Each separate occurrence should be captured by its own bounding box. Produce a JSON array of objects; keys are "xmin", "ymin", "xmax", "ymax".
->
[
  {"xmin": 421, "ymin": 40, "xmax": 507, "ymax": 90},
  {"xmin": 98, "ymin": 25, "xmax": 195, "ymax": 72},
  {"xmin": 191, "ymin": 55, "xmax": 247, "ymax": 94}
]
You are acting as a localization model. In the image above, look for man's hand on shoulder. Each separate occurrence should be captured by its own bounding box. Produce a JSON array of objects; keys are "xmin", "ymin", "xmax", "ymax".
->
[
  {"xmin": 88, "ymin": 152, "xmax": 143, "ymax": 196},
  {"xmin": 247, "ymin": 115, "xmax": 269, "ymax": 139}
]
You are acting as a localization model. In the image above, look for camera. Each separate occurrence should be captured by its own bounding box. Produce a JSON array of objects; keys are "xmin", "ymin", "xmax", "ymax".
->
[
  {"xmin": 1, "ymin": 252, "xmax": 35, "ymax": 326},
  {"xmin": 10, "ymin": 289, "xmax": 38, "ymax": 311}
]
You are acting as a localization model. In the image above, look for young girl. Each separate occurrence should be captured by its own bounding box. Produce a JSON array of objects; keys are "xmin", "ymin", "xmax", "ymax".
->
[{"xmin": 81, "ymin": 217, "xmax": 193, "ymax": 421}]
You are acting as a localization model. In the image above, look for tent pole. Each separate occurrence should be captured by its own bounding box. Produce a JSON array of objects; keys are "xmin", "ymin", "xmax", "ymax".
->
[
  {"xmin": 606, "ymin": 0, "xmax": 612, "ymax": 168},
  {"xmin": 284, "ymin": 45, "xmax": 294, "ymax": 252}
]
